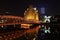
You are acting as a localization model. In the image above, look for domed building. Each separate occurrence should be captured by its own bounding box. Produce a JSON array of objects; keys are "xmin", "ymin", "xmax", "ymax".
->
[
  {"xmin": 24, "ymin": 5, "xmax": 39, "ymax": 21},
  {"xmin": 21, "ymin": 5, "xmax": 40, "ymax": 29}
]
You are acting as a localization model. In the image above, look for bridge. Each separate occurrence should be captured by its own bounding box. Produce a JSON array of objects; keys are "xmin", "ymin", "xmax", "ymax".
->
[
  {"xmin": 0, "ymin": 15, "xmax": 60, "ymax": 40},
  {"xmin": 0, "ymin": 15, "xmax": 40, "ymax": 40},
  {"xmin": 0, "ymin": 15, "xmax": 40, "ymax": 26}
]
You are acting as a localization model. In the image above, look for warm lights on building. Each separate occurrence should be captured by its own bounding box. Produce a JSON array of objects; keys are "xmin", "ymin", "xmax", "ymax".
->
[
  {"xmin": 21, "ymin": 24, "xmax": 30, "ymax": 28},
  {"xmin": 33, "ymin": 8, "xmax": 37, "ymax": 10},
  {"xmin": 24, "ymin": 5, "xmax": 39, "ymax": 21},
  {"xmin": 21, "ymin": 5, "xmax": 40, "ymax": 28}
]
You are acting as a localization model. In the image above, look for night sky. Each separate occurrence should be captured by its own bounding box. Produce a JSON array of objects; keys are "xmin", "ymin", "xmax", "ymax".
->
[{"xmin": 0, "ymin": 0, "xmax": 60, "ymax": 17}]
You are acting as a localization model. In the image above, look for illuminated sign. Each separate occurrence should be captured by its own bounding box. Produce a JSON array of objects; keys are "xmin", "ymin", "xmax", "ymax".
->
[{"xmin": 44, "ymin": 16, "xmax": 51, "ymax": 22}]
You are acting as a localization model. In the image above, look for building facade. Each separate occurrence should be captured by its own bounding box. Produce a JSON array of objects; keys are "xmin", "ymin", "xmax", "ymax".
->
[{"xmin": 24, "ymin": 5, "xmax": 39, "ymax": 21}]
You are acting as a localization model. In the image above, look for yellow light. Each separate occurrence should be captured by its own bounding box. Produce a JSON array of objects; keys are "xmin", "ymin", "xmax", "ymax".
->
[{"xmin": 21, "ymin": 24, "xmax": 30, "ymax": 28}]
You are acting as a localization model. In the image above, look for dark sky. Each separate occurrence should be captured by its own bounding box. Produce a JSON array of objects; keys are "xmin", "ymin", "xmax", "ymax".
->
[{"xmin": 0, "ymin": 0, "xmax": 60, "ymax": 17}]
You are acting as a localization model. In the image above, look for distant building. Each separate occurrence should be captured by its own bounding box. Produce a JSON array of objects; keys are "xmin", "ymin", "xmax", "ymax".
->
[
  {"xmin": 24, "ymin": 5, "xmax": 39, "ymax": 21},
  {"xmin": 21, "ymin": 5, "xmax": 40, "ymax": 33},
  {"xmin": 40, "ymin": 7, "xmax": 45, "ymax": 14}
]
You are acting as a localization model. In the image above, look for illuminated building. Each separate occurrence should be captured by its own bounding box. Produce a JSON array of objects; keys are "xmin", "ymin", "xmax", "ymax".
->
[
  {"xmin": 24, "ymin": 5, "xmax": 39, "ymax": 21},
  {"xmin": 21, "ymin": 5, "xmax": 39, "ymax": 34}
]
